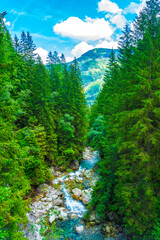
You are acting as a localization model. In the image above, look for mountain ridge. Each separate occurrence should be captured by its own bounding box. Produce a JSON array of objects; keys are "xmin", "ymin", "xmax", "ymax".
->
[{"xmin": 72, "ymin": 48, "xmax": 118, "ymax": 105}]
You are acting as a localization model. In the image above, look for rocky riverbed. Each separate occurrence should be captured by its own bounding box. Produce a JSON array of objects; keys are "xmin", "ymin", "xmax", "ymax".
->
[{"xmin": 23, "ymin": 148, "xmax": 127, "ymax": 240}]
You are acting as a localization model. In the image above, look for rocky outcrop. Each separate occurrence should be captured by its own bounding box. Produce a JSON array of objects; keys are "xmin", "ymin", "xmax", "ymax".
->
[{"xmin": 23, "ymin": 186, "xmax": 65, "ymax": 239}]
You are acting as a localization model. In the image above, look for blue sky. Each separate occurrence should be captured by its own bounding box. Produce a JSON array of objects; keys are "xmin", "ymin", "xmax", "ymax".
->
[{"xmin": 1, "ymin": 0, "xmax": 146, "ymax": 62}]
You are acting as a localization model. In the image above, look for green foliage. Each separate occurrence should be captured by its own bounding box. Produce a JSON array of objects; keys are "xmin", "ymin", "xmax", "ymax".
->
[
  {"xmin": 89, "ymin": 0, "xmax": 160, "ymax": 238},
  {"xmin": 57, "ymin": 114, "xmax": 76, "ymax": 167},
  {"xmin": 0, "ymin": 17, "xmax": 87, "ymax": 238},
  {"xmin": 88, "ymin": 115, "xmax": 106, "ymax": 149},
  {"xmin": 39, "ymin": 215, "xmax": 66, "ymax": 240}
]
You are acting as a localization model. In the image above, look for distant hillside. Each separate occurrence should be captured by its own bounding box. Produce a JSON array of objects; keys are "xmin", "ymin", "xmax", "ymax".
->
[{"xmin": 75, "ymin": 48, "xmax": 118, "ymax": 105}]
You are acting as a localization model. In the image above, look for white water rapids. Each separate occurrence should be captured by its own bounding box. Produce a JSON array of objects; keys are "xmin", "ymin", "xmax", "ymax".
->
[{"xmin": 62, "ymin": 186, "xmax": 86, "ymax": 217}]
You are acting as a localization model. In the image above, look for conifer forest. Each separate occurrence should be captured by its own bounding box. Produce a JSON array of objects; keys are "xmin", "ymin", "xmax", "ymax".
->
[{"xmin": 0, "ymin": 0, "xmax": 160, "ymax": 239}]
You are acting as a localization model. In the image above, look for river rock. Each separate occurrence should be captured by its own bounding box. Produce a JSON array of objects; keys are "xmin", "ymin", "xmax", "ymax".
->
[
  {"xmin": 58, "ymin": 210, "xmax": 68, "ymax": 220},
  {"xmin": 53, "ymin": 198, "xmax": 63, "ymax": 206},
  {"xmin": 75, "ymin": 177, "xmax": 83, "ymax": 183},
  {"xmin": 49, "ymin": 213, "xmax": 57, "ymax": 224},
  {"xmin": 106, "ymin": 226, "xmax": 111, "ymax": 233},
  {"xmin": 72, "ymin": 188, "xmax": 82, "ymax": 199},
  {"xmin": 83, "ymin": 147, "xmax": 92, "ymax": 160},
  {"xmin": 75, "ymin": 225, "xmax": 84, "ymax": 233},
  {"xmin": 50, "ymin": 194, "xmax": 59, "ymax": 200},
  {"xmin": 82, "ymin": 196, "xmax": 90, "ymax": 205},
  {"xmin": 89, "ymin": 212, "xmax": 96, "ymax": 222},
  {"xmin": 69, "ymin": 176, "xmax": 75, "ymax": 181},
  {"xmin": 56, "ymin": 189, "xmax": 64, "ymax": 196},
  {"xmin": 70, "ymin": 159, "xmax": 79, "ymax": 170},
  {"xmin": 64, "ymin": 177, "xmax": 70, "ymax": 182},
  {"xmin": 70, "ymin": 214, "xmax": 77, "ymax": 219},
  {"xmin": 81, "ymin": 191, "xmax": 91, "ymax": 205}
]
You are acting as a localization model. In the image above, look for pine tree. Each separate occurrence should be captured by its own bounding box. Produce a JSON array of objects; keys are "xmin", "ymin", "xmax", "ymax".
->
[
  {"xmin": 13, "ymin": 34, "xmax": 20, "ymax": 53},
  {"xmin": 31, "ymin": 56, "xmax": 58, "ymax": 164},
  {"xmin": 60, "ymin": 53, "xmax": 66, "ymax": 64}
]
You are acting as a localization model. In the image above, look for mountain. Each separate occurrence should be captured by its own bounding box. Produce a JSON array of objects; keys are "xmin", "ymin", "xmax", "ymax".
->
[{"xmin": 75, "ymin": 48, "xmax": 118, "ymax": 105}]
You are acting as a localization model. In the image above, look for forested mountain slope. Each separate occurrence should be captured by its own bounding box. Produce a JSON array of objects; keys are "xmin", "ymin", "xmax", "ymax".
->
[{"xmin": 74, "ymin": 48, "xmax": 118, "ymax": 105}]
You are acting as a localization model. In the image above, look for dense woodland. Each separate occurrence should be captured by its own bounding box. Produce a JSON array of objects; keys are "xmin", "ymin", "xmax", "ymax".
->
[
  {"xmin": 88, "ymin": 0, "xmax": 160, "ymax": 239},
  {"xmin": 0, "ymin": 14, "xmax": 87, "ymax": 239},
  {"xmin": 1, "ymin": 0, "xmax": 160, "ymax": 239}
]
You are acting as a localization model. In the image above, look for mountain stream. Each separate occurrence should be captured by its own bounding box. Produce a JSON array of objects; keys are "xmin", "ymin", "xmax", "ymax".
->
[
  {"xmin": 23, "ymin": 148, "xmax": 106, "ymax": 240},
  {"xmin": 52, "ymin": 149, "xmax": 105, "ymax": 240}
]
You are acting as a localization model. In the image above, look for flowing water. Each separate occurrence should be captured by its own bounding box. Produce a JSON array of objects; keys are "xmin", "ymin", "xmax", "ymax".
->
[
  {"xmin": 62, "ymin": 186, "xmax": 86, "ymax": 217},
  {"xmin": 23, "ymin": 149, "xmax": 105, "ymax": 240},
  {"xmin": 52, "ymin": 150, "xmax": 105, "ymax": 240}
]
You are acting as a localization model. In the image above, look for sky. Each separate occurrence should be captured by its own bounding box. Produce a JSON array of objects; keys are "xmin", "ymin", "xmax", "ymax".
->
[{"xmin": 1, "ymin": 0, "xmax": 146, "ymax": 63}]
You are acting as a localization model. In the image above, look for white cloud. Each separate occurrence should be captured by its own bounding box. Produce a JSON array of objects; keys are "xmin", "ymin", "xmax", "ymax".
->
[
  {"xmin": 98, "ymin": 0, "xmax": 126, "ymax": 29},
  {"xmin": 34, "ymin": 47, "xmax": 48, "ymax": 64},
  {"xmin": 66, "ymin": 56, "xmax": 74, "ymax": 63},
  {"xmin": 98, "ymin": 0, "xmax": 121, "ymax": 14},
  {"xmin": 32, "ymin": 33, "xmax": 57, "ymax": 41},
  {"xmin": 53, "ymin": 17, "xmax": 114, "ymax": 41},
  {"xmin": 3, "ymin": 18, "xmax": 11, "ymax": 27},
  {"xmin": 70, "ymin": 39, "xmax": 118, "ymax": 60},
  {"xmin": 110, "ymin": 12, "xmax": 126, "ymax": 29},
  {"xmin": 124, "ymin": 2, "xmax": 140, "ymax": 14},
  {"xmin": 105, "ymin": 13, "xmax": 112, "ymax": 19},
  {"xmin": 124, "ymin": 0, "xmax": 146, "ymax": 15},
  {"xmin": 43, "ymin": 15, "xmax": 52, "ymax": 21},
  {"xmin": 96, "ymin": 39, "xmax": 118, "ymax": 49},
  {"xmin": 71, "ymin": 41, "xmax": 94, "ymax": 58},
  {"xmin": 10, "ymin": 9, "xmax": 26, "ymax": 16}
]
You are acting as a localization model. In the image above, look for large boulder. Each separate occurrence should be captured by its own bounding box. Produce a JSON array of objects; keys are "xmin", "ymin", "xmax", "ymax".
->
[
  {"xmin": 71, "ymin": 188, "xmax": 82, "ymax": 200},
  {"xmin": 82, "ymin": 196, "xmax": 90, "ymax": 205},
  {"xmin": 58, "ymin": 210, "xmax": 68, "ymax": 220},
  {"xmin": 81, "ymin": 191, "xmax": 91, "ymax": 205},
  {"xmin": 75, "ymin": 225, "xmax": 84, "ymax": 234}
]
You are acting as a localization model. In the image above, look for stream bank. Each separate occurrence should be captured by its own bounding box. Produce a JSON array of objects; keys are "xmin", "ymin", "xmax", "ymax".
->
[{"xmin": 23, "ymin": 148, "xmax": 126, "ymax": 240}]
